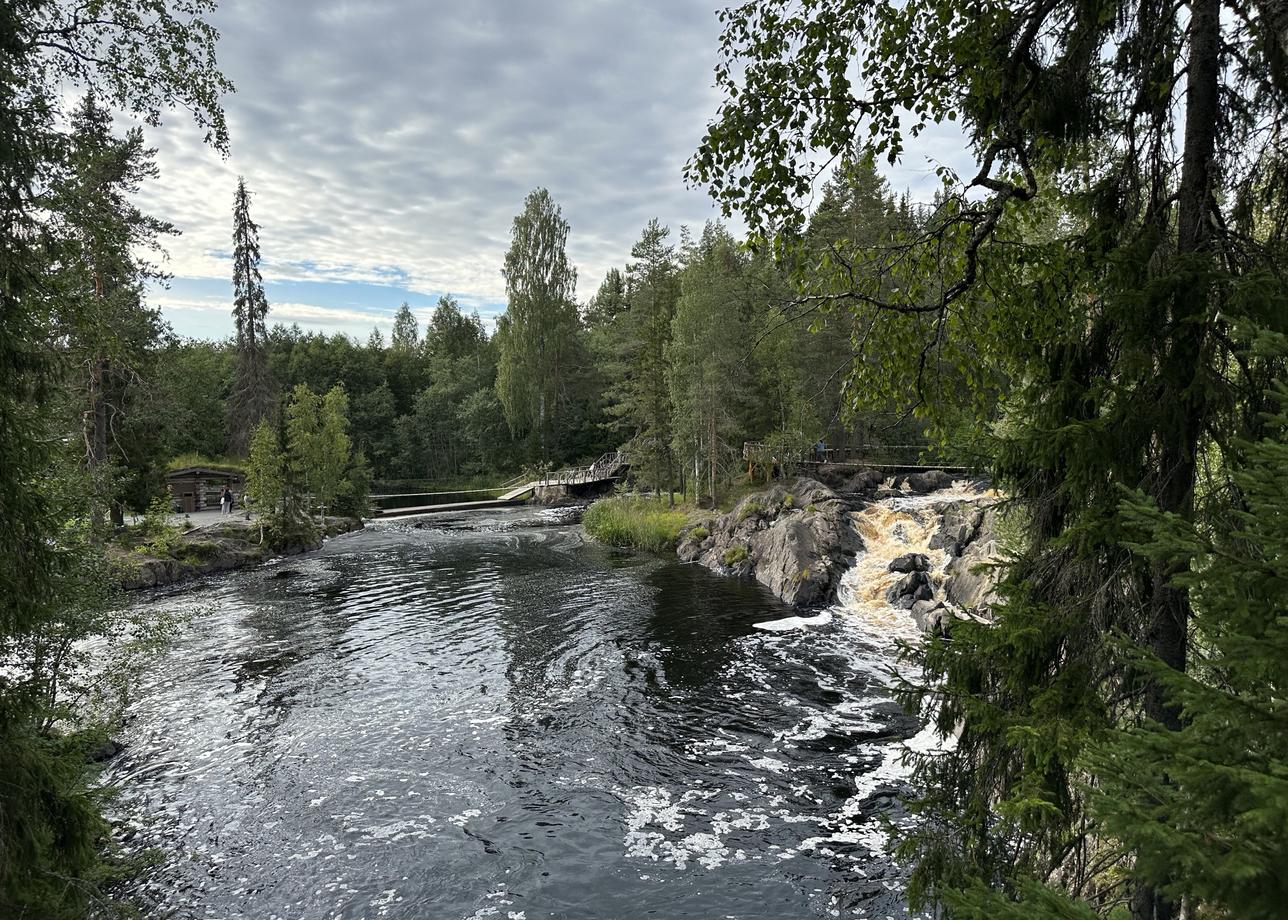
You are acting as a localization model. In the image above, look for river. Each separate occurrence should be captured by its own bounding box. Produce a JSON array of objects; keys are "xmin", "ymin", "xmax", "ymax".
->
[{"xmin": 105, "ymin": 501, "xmax": 950, "ymax": 919}]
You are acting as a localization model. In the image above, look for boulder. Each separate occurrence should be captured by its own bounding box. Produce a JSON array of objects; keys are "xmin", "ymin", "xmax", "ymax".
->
[
  {"xmin": 888, "ymin": 552, "xmax": 930, "ymax": 574},
  {"xmin": 910, "ymin": 599, "xmax": 950, "ymax": 635},
  {"xmin": 841, "ymin": 468, "xmax": 886, "ymax": 494},
  {"xmin": 678, "ymin": 478, "xmax": 862, "ymax": 607},
  {"xmin": 929, "ymin": 501, "xmax": 985, "ymax": 556},
  {"xmin": 902, "ymin": 469, "xmax": 956, "ymax": 494},
  {"xmin": 887, "ymin": 570, "xmax": 933, "ymax": 604},
  {"xmin": 942, "ymin": 504, "xmax": 1000, "ymax": 614}
]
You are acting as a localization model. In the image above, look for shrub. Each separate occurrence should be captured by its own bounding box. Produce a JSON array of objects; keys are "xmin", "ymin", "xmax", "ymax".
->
[
  {"xmin": 783, "ymin": 493, "xmax": 795, "ymax": 509},
  {"xmin": 722, "ymin": 544, "xmax": 749, "ymax": 566},
  {"xmin": 805, "ymin": 503, "xmax": 818, "ymax": 513},
  {"xmin": 688, "ymin": 525, "xmax": 710, "ymax": 542},
  {"xmin": 736, "ymin": 501, "xmax": 764, "ymax": 522},
  {"xmin": 583, "ymin": 497, "xmax": 689, "ymax": 552}
]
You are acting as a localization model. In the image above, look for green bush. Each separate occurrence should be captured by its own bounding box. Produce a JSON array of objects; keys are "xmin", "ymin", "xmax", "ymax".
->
[
  {"xmin": 736, "ymin": 501, "xmax": 764, "ymax": 522},
  {"xmin": 583, "ymin": 497, "xmax": 689, "ymax": 552},
  {"xmin": 688, "ymin": 525, "xmax": 710, "ymax": 542},
  {"xmin": 722, "ymin": 544, "xmax": 749, "ymax": 566}
]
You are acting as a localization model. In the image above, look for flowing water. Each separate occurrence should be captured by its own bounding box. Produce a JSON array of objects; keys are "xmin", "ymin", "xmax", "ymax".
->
[{"xmin": 105, "ymin": 496, "xmax": 966, "ymax": 919}]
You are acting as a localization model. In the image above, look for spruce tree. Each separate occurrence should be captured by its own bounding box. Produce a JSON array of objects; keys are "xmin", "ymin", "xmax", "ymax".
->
[
  {"xmin": 603, "ymin": 220, "xmax": 681, "ymax": 498},
  {"xmin": 668, "ymin": 222, "xmax": 752, "ymax": 504},
  {"xmin": 227, "ymin": 176, "xmax": 274, "ymax": 455}
]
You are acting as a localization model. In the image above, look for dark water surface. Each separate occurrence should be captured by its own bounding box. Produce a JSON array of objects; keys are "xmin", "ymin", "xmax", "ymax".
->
[{"xmin": 107, "ymin": 507, "xmax": 926, "ymax": 919}]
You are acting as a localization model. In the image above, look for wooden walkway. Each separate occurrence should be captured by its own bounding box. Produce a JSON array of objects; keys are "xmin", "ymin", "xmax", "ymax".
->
[{"xmin": 378, "ymin": 451, "xmax": 628, "ymax": 518}]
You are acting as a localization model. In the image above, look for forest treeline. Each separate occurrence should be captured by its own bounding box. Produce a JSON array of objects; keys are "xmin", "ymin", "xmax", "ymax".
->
[{"xmin": 148, "ymin": 160, "xmax": 933, "ymax": 505}]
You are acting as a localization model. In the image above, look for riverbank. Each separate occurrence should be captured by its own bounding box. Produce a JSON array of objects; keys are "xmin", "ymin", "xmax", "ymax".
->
[
  {"xmin": 582, "ymin": 496, "xmax": 691, "ymax": 550},
  {"xmin": 114, "ymin": 515, "xmax": 364, "ymax": 590}
]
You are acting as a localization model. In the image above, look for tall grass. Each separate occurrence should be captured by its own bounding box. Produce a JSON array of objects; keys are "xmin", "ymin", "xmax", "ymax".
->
[{"xmin": 583, "ymin": 497, "xmax": 689, "ymax": 552}]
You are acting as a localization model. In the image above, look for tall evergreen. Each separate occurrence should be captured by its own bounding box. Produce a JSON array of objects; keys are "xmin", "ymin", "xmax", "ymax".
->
[
  {"xmin": 46, "ymin": 94, "xmax": 173, "ymax": 530},
  {"xmin": 227, "ymin": 176, "xmax": 274, "ymax": 455},
  {"xmin": 584, "ymin": 267, "xmax": 629, "ymax": 328},
  {"xmin": 690, "ymin": 1, "xmax": 1288, "ymax": 916},
  {"xmin": 604, "ymin": 220, "xmax": 681, "ymax": 498},
  {"xmin": 668, "ymin": 222, "xmax": 752, "ymax": 503}
]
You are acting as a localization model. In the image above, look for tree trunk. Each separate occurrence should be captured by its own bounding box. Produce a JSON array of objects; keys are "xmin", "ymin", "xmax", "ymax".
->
[
  {"xmin": 86, "ymin": 355, "xmax": 109, "ymax": 534},
  {"xmin": 1133, "ymin": 1, "xmax": 1219, "ymax": 916}
]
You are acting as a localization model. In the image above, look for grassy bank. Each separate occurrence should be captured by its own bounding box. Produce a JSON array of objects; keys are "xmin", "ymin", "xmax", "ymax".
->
[{"xmin": 583, "ymin": 497, "xmax": 691, "ymax": 552}]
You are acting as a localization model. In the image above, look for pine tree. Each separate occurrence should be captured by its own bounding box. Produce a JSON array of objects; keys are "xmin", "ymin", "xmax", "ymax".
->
[
  {"xmin": 46, "ymin": 94, "xmax": 173, "ymax": 530},
  {"xmin": 227, "ymin": 176, "xmax": 274, "ymax": 455},
  {"xmin": 584, "ymin": 267, "xmax": 628, "ymax": 328}
]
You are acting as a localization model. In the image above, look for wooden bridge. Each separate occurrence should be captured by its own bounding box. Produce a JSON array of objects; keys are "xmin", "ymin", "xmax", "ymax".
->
[{"xmin": 376, "ymin": 451, "xmax": 629, "ymax": 518}]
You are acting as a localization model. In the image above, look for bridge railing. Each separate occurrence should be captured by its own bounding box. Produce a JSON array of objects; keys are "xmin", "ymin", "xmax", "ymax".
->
[
  {"xmin": 532, "ymin": 450, "xmax": 628, "ymax": 488},
  {"xmin": 741, "ymin": 441, "xmax": 945, "ymax": 467}
]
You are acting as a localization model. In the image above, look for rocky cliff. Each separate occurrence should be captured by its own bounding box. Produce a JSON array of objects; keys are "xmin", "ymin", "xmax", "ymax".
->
[
  {"xmin": 677, "ymin": 479, "xmax": 862, "ymax": 607},
  {"xmin": 676, "ymin": 471, "xmax": 1001, "ymax": 627}
]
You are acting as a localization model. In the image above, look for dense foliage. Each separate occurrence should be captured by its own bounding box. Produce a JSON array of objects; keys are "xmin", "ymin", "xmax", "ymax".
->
[
  {"xmin": 0, "ymin": 1, "xmax": 230, "ymax": 914},
  {"xmin": 691, "ymin": 0, "xmax": 1288, "ymax": 918}
]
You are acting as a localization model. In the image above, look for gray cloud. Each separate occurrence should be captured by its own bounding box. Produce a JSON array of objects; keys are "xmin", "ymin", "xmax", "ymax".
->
[{"xmin": 135, "ymin": 0, "xmax": 973, "ymax": 333}]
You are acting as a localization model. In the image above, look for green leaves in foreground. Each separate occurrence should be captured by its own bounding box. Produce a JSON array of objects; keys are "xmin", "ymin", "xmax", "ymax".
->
[{"xmin": 1087, "ymin": 371, "xmax": 1288, "ymax": 920}]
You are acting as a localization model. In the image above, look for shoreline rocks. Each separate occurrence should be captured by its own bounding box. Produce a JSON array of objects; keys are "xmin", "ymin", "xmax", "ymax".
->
[
  {"xmin": 673, "ymin": 467, "xmax": 1001, "ymax": 624},
  {"xmin": 118, "ymin": 516, "xmax": 363, "ymax": 591},
  {"xmin": 678, "ymin": 478, "xmax": 862, "ymax": 607}
]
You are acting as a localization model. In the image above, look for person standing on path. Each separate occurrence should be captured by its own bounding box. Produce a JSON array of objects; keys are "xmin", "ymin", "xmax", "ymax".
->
[{"xmin": 219, "ymin": 485, "xmax": 232, "ymax": 515}]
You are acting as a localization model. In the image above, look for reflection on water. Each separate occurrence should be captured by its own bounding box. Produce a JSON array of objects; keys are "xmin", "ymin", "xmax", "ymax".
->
[{"xmin": 106, "ymin": 505, "xmax": 934, "ymax": 919}]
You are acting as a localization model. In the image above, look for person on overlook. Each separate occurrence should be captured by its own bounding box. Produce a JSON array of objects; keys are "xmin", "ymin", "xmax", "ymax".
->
[{"xmin": 219, "ymin": 485, "xmax": 233, "ymax": 515}]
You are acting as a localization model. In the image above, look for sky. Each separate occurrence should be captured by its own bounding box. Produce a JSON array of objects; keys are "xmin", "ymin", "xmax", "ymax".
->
[{"xmin": 136, "ymin": 0, "xmax": 969, "ymax": 341}]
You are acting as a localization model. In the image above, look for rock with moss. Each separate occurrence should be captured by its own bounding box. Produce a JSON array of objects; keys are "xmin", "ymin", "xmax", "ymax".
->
[
  {"xmin": 119, "ymin": 515, "xmax": 363, "ymax": 590},
  {"xmin": 678, "ymin": 478, "xmax": 862, "ymax": 607}
]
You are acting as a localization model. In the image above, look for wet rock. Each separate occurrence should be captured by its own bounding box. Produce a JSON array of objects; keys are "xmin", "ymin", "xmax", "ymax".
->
[
  {"xmin": 118, "ymin": 515, "xmax": 363, "ymax": 590},
  {"xmin": 888, "ymin": 552, "xmax": 930, "ymax": 574},
  {"xmin": 886, "ymin": 571, "xmax": 933, "ymax": 604},
  {"xmin": 929, "ymin": 502, "xmax": 985, "ymax": 556},
  {"xmin": 88, "ymin": 738, "xmax": 125, "ymax": 762},
  {"xmin": 911, "ymin": 599, "xmax": 950, "ymax": 636},
  {"xmin": 841, "ymin": 468, "xmax": 885, "ymax": 494},
  {"xmin": 941, "ymin": 503, "xmax": 1000, "ymax": 615},
  {"xmin": 901, "ymin": 469, "xmax": 956, "ymax": 494}
]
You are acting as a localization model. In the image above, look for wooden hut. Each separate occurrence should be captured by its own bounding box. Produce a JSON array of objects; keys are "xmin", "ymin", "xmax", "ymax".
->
[{"xmin": 165, "ymin": 466, "xmax": 245, "ymax": 513}]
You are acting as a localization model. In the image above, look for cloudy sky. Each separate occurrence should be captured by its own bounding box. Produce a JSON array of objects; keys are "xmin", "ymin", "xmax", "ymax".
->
[{"xmin": 139, "ymin": 0, "xmax": 966, "ymax": 341}]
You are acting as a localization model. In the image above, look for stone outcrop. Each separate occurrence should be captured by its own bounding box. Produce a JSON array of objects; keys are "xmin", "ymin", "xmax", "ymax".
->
[
  {"xmin": 904, "ymin": 499, "xmax": 1002, "ymax": 636},
  {"xmin": 677, "ymin": 478, "xmax": 862, "ymax": 607},
  {"xmin": 120, "ymin": 516, "xmax": 362, "ymax": 590}
]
